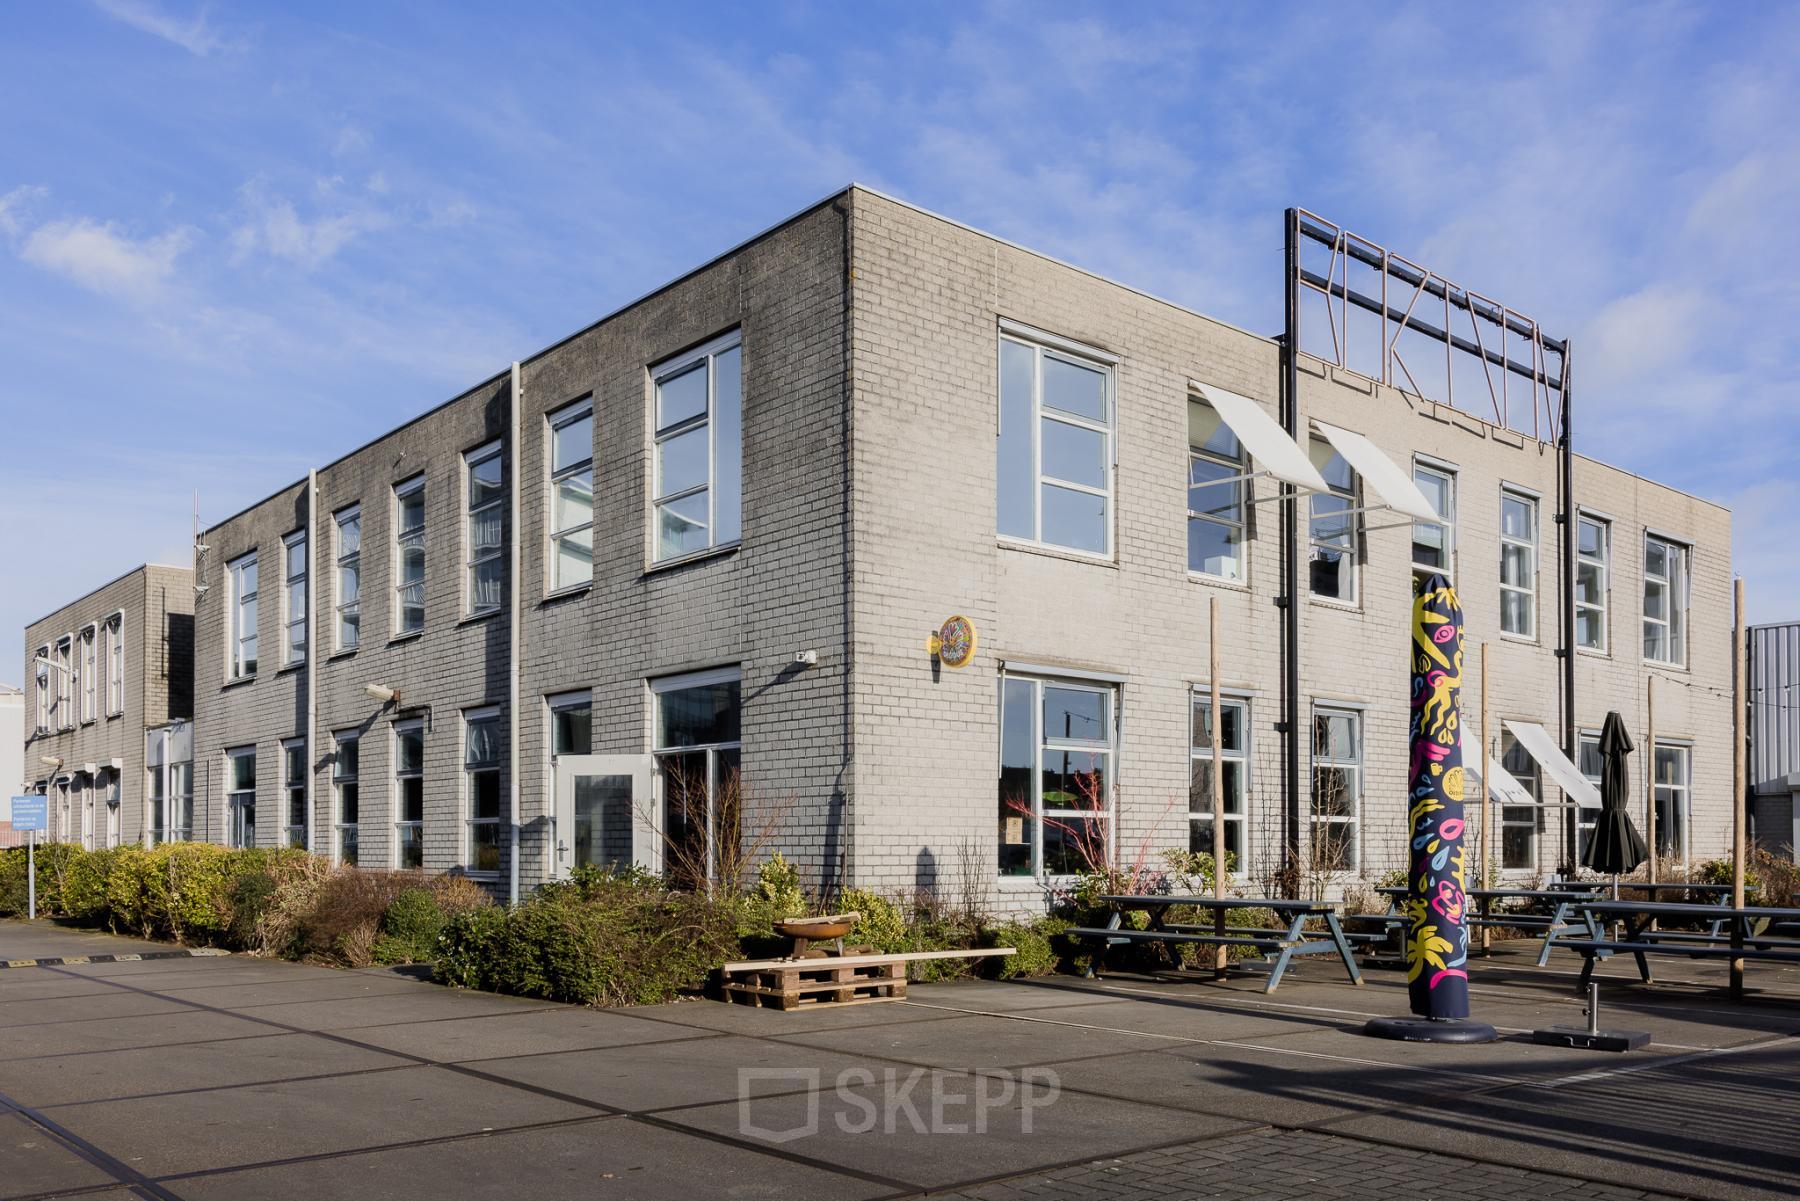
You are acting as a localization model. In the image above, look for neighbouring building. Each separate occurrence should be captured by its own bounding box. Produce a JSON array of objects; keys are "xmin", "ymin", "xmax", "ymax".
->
[
  {"xmin": 0, "ymin": 683, "xmax": 22, "ymax": 847},
  {"xmin": 31, "ymin": 188, "xmax": 1734, "ymax": 904},
  {"xmin": 21, "ymin": 565, "xmax": 194, "ymax": 849},
  {"xmin": 1750, "ymin": 620, "xmax": 1800, "ymax": 858}
]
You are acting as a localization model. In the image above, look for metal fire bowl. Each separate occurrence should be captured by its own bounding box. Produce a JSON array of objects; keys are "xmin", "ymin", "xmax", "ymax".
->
[{"xmin": 774, "ymin": 916, "xmax": 857, "ymax": 941}]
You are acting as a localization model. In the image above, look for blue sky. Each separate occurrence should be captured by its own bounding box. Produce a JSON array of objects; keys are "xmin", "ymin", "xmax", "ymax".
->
[{"xmin": 3, "ymin": 1, "xmax": 1798, "ymax": 667}]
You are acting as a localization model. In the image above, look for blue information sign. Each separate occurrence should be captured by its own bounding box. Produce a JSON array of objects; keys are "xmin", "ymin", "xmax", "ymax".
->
[{"xmin": 10, "ymin": 795, "xmax": 47, "ymax": 833}]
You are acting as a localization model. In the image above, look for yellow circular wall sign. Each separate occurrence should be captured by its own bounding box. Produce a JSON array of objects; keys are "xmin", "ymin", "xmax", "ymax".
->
[{"xmin": 930, "ymin": 615, "xmax": 977, "ymax": 668}]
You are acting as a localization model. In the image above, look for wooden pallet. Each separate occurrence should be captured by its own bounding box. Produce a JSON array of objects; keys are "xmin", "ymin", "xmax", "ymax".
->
[{"xmin": 720, "ymin": 959, "xmax": 906, "ymax": 1010}]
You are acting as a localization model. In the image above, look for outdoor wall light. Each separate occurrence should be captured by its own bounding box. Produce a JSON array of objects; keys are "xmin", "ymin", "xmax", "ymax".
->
[
  {"xmin": 363, "ymin": 683, "xmax": 398, "ymax": 704},
  {"xmin": 39, "ymin": 756, "xmax": 63, "ymax": 768}
]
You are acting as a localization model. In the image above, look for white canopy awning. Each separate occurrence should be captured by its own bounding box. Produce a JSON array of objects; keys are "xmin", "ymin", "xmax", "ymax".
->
[
  {"xmin": 1312, "ymin": 421, "xmax": 1443, "ymax": 523},
  {"xmin": 1503, "ymin": 720, "xmax": 1603, "ymax": 810},
  {"xmin": 1460, "ymin": 728, "xmax": 1538, "ymax": 808},
  {"xmin": 1190, "ymin": 381, "xmax": 1328, "ymax": 493}
]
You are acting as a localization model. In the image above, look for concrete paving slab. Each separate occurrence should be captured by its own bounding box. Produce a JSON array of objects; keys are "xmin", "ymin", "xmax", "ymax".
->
[
  {"xmin": 346, "ymin": 1005, "xmax": 709, "ymax": 1062},
  {"xmin": 0, "ymin": 1007, "xmax": 279, "ymax": 1059},
  {"xmin": 0, "ymin": 973, "xmax": 126, "ymax": 1002},
  {"xmin": 151, "ymin": 973, "xmax": 441, "ymax": 1010},
  {"xmin": 995, "ymin": 995, "xmax": 1357, "ymax": 1042},
  {"xmin": 170, "ymin": 1114, "xmax": 893, "ymax": 1201},
  {"xmin": 0, "ymin": 920, "xmax": 175, "ymax": 960},
  {"xmin": 0, "ymin": 1111, "xmax": 120, "ymax": 1199},
  {"xmin": 0, "ymin": 989, "xmax": 195, "ymax": 1027},
  {"xmin": 902, "ymin": 978, "xmax": 1129, "ymax": 1011},
  {"xmin": 767, "ymin": 1012, "xmax": 1192, "ymax": 1073},
  {"xmin": 615, "ymin": 996, "xmax": 967, "ymax": 1035},
  {"xmin": 228, "ymin": 987, "xmax": 561, "ymax": 1030},
  {"xmin": 662, "ymin": 1072, "xmax": 1256, "ymax": 1190},
  {"xmin": 42, "ymin": 1062, "xmax": 598, "ymax": 1176},
  {"xmin": 0, "ymin": 1031, "xmax": 415, "ymax": 1107},
  {"xmin": 1217, "ymin": 1023, "xmax": 1672, "ymax": 1083}
]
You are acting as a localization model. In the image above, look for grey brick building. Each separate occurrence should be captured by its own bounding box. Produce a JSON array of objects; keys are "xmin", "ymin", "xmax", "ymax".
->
[
  {"xmin": 35, "ymin": 187, "xmax": 1735, "ymax": 905},
  {"xmin": 22, "ymin": 564, "xmax": 194, "ymax": 848}
]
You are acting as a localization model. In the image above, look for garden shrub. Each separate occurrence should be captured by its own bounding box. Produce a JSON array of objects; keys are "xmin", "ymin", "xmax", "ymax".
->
[
  {"xmin": 373, "ymin": 887, "xmax": 446, "ymax": 965},
  {"xmin": 983, "ymin": 916, "xmax": 1065, "ymax": 978},
  {"xmin": 295, "ymin": 868, "xmax": 431, "ymax": 966}
]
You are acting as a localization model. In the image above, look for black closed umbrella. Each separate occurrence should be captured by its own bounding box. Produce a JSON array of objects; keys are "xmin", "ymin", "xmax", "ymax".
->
[{"xmin": 1583, "ymin": 710, "xmax": 1647, "ymax": 894}]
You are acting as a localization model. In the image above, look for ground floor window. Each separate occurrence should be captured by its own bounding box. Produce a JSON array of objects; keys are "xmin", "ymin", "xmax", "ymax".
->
[
  {"xmin": 465, "ymin": 708, "xmax": 503, "ymax": 874},
  {"xmin": 1190, "ymin": 693, "xmax": 1247, "ymax": 868},
  {"xmin": 1310, "ymin": 707, "xmax": 1361, "ymax": 871},
  {"xmin": 1575, "ymin": 733, "xmax": 1602, "ymax": 865},
  {"xmin": 77, "ymin": 774, "xmax": 94, "ymax": 850},
  {"xmin": 103, "ymin": 770, "xmax": 120, "ymax": 848},
  {"xmin": 334, "ymin": 734, "xmax": 360, "ymax": 866},
  {"xmin": 998, "ymin": 674, "xmax": 1116, "ymax": 879},
  {"xmin": 226, "ymin": 747, "xmax": 256, "ymax": 849},
  {"xmin": 147, "ymin": 756, "xmax": 193, "ymax": 845},
  {"xmin": 283, "ymin": 739, "xmax": 307, "ymax": 849},
  {"xmin": 395, "ymin": 720, "xmax": 424, "ymax": 869},
  {"xmin": 653, "ymin": 668, "xmax": 741, "ymax": 887},
  {"xmin": 1499, "ymin": 733, "xmax": 1540, "ymax": 871},
  {"xmin": 1654, "ymin": 742, "xmax": 1691, "ymax": 865}
]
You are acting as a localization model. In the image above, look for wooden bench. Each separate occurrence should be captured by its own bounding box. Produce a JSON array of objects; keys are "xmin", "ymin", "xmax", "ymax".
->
[{"xmin": 716, "ymin": 947, "xmax": 1015, "ymax": 1011}]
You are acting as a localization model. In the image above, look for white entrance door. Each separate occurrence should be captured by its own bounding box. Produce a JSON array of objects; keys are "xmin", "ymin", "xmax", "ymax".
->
[{"xmin": 551, "ymin": 755, "xmax": 658, "ymax": 879}]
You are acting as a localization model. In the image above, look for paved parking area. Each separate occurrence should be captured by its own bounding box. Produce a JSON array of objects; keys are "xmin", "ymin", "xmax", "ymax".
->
[{"xmin": 3, "ymin": 918, "xmax": 1797, "ymax": 1200}]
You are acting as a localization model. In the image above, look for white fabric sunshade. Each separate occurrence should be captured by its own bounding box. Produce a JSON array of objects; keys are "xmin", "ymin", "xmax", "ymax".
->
[
  {"xmin": 1190, "ymin": 382, "xmax": 1328, "ymax": 493},
  {"xmin": 1460, "ymin": 728, "xmax": 1538, "ymax": 808},
  {"xmin": 1503, "ymin": 720, "xmax": 1603, "ymax": 810},
  {"xmin": 1312, "ymin": 421, "xmax": 1443, "ymax": 523}
]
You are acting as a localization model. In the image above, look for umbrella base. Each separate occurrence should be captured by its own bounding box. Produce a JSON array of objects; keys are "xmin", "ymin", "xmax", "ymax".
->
[
  {"xmin": 1531, "ymin": 1025, "xmax": 1649, "ymax": 1053},
  {"xmin": 1362, "ymin": 1016, "xmax": 1498, "ymax": 1044}
]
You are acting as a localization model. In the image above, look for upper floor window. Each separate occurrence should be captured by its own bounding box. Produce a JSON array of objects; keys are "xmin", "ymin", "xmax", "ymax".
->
[
  {"xmin": 1411, "ymin": 461, "xmax": 1455, "ymax": 579},
  {"xmin": 547, "ymin": 400, "xmax": 594, "ymax": 592},
  {"xmin": 1310, "ymin": 706, "xmax": 1361, "ymax": 870},
  {"xmin": 79, "ymin": 624, "xmax": 97, "ymax": 722},
  {"xmin": 229, "ymin": 553, "xmax": 258, "ymax": 679},
  {"xmin": 394, "ymin": 476, "xmax": 426, "ymax": 635},
  {"xmin": 54, "ymin": 636, "xmax": 72, "ymax": 728},
  {"xmin": 34, "ymin": 647, "xmax": 51, "ymax": 733},
  {"xmin": 996, "ymin": 326, "xmax": 1115, "ymax": 556},
  {"xmin": 283, "ymin": 530, "xmax": 307, "ymax": 666},
  {"xmin": 1187, "ymin": 398, "xmax": 1246, "ymax": 580},
  {"xmin": 1644, "ymin": 534, "xmax": 1689, "ymax": 666},
  {"xmin": 335, "ymin": 507, "xmax": 361, "ymax": 651},
  {"xmin": 1308, "ymin": 442, "xmax": 1357, "ymax": 602},
  {"xmin": 1576, "ymin": 515, "xmax": 1609, "ymax": 652},
  {"xmin": 104, "ymin": 614, "xmax": 124, "ymax": 715},
  {"xmin": 652, "ymin": 331, "xmax": 743, "ymax": 562},
  {"xmin": 1499, "ymin": 489, "xmax": 1537, "ymax": 638},
  {"xmin": 465, "ymin": 441, "xmax": 504, "ymax": 614},
  {"xmin": 997, "ymin": 674, "xmax": 1116, "ymax": 879}
]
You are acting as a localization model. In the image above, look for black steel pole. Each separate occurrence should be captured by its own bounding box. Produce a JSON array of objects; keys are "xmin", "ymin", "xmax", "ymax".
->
[
  {"xmin": 1559, "ymin": 347, "xmax": 1578, "ymax": 867},
  {"xmin": 1281, "ymin": 208, "xmax": 1302, "ymax": 897}
]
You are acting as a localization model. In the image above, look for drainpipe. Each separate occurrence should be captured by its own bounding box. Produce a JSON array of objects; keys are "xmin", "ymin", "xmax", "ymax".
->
[
  {"xmin": 1280, "ymin": 207, "xmax": 1302, "ymax": 896},
  {"xmin": 1558, "ymin": 347, "xmax": 1577, "ymax": 864},
  {"xmin": 306, "ymin": 468, "xmax": 319, "ymax": 854},
  {"xmin": 508, "ymin": 362, "xmax": 523, "ymax": 906}
]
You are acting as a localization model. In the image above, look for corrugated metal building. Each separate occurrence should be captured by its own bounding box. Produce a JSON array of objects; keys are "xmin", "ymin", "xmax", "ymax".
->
[{"xmin": 1751, "ymin": 620, "xmax": 1800, "ymax": 857}]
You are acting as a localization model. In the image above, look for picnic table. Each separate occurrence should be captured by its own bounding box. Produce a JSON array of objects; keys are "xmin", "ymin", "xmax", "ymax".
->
[
  {"xmin": 1066, "ymin": 895, "xmax": 1362, "ymax": 993},
  {"xmin": 1376, "ymin": 885, "xmax": 1604, "ymax": 966},
  {"xmin": 1555, "ymin": 899, "xmax": 1800, "ymax": 994}
]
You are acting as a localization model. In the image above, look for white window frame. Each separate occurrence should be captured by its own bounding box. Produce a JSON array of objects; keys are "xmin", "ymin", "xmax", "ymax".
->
[
  {"xmin": 1653, "ymin": 741, "xmax": 1692, "ymax": 869},
  {"xmin": 464, "ymin": 440, "xmax": 505, "ymax": 615},
  {"xmin": 650, "ymin": 330, "xmax": 744, "ymax": 564},
  {"xmin": 394, "ymin": 718, "xmax": 425, "ymax": 869},
  {"xmin": 226, "ymin": 745, "xmax": 256, "ymax": 849},
  {"xmin": 34, "ymin": 646, "xmax": 51, "ymax": 733},
  {"xmin": 1499, "ymin": 488, "xmax": 1538, "ymax": 639},
  {"xmin": 1575, "ymin": 731, "xmax": 1602, "ymax": 865},
  {"xmin": 282, "ymin": 737, "xmax": 307, "ymax": 849},
  {"xmin": 651, "ymin": 666, "xmax": 743, "ymax": 883},
  {"xmin": 547, "ymin": 399, "xmax": 595, "ymax": 593},
  {"xmin": 463, "ymin": 706, "xmax": 504, "ymax": 876},
  {"xmin": 393, "ymin": 475, "xmax": 426, "ymax": 636},
  {"xmin": 54, "ymin": 635, "xmax": 73, "ymax": 728},
  {"xmin": 335, "ymin": 506, "xmax": 361, "ymax": 652},
  {"xmin": 996, "ymin": 323, "xmax": 1117, "ymax": 559},
  {"xmin": 1576, "ymin": 514, "xmax": 1609, "ymax": 654},
  {"xmin": 333, "ymin": 731, "xmax": 360, "ymax": 866},
  {"xmin": 1643, "ymin": 534, "xmax": 1689, "ymax": 667},
  {"xmin": 1187, "ymin": 396, "xmax": 1248, "ymax": 582},
  {"xmin": 79, "ymin": 623, "xmax": 97, "ymax": 723},
  {"xmin": 283, "ymin": 529, "xmax": 308, "ymax": 667},
  {"xmin": 997, "ymin": 671, "xmax": 1118, "ymax": 881},
  {"xmin": 1308, "ymin": 441, "xmax": 1359, "ymax": 604},
  {"xmin": 1410, "ymin": 460, "xmax": 1456, "ymax": 577},
  {"xmin": 1310, "ymin": 705, "xmax": 1361, "ymax": 871},
  {"xmin": 228, "ymin": 551, "xmax": 259, "ymax": 679},
  {"xmin": 1190, "ymin": 691, "xmax": 1250, "ymax": 872},
  {"xmin": 1498, "ymin": 731, "xmax": 1541, "ymax": 872},
  {"xmin": 105, "ymin": 612, "xmax": 124, "ymax": 716}
]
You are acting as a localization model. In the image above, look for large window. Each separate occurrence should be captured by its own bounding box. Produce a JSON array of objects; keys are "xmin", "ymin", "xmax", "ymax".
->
[
  {"xmin": 1190, "ymin": 694, "xmax": 1247, "ymax": 866},
  {"xmin": 335, "ymin": 506, "xmax": 361, "ymax": 651},
  {"xmin": 1499, "ymin": 489, "xmax": 1537, "ymax": 638},
  {"xmin": 1499, "ymin": 733, "xmax": 1540, "ymax": 871},
  {"xmin": 1187, "ymin": 398, "xmax": 1246, "ymax": 580},
  {"xmin": 229, "ymin": 553, "xmax": 258, "ymax": 679},
  {"xmin": 394, "ymin": 476, "xmax": 426, "ymax": 635},
  {"xmin": 465, "ymin": 708, "xmax": 503, "ymax": 875},
  {"xmin": 1575, "ymin": 733, "xmax": 1602, "ymax": 865},
  {"xmin": 1411, "ymin": 461, "xmax": 1455, "ymax": 578},
  {"xmin": 465, "ymin": 441, "xmax": 504, "ymax": 615},
  {"xmin": 1311, "ymin": 707, "xmax": 1361, "ymax": 870},
  {"xmin": 1654, "ymin": 742, "xmax": 1691, "ymax": 864},
  {"xmin": 147, "ymin": 731, "xmax": 193, "ymax": 845},
  {"xmin": 283, "ymin": 739, "xmax": 307, "ymax": 849},
  {"xmin": 34, "ymin": 647, "xmax": 50, "ymax": 733},
  {"xmin": 105, "ymin": 614, "xmax": 124, "ymax": 715},
  {"xmin": 1576, "ymin": 515, "xmax": 1609, "ymax": 652},
  {"xmin": 283, "ymin": 530, "xmax": 307, "ymax": 666},
  {"xmin": 996, "ymin": 327, "xmax": 1114, "ymax": 555},
  {"xmin": 226, "ymin": 746, "xmax": 256, "ymax": 849},
  {"xmin": 395, "ymin": 720, "xmax": 424, "ymax": 869},
  {"xmin": 54, "ymin": 636, "xmax": 72, "ymax": 728},
  {"xmin": 1644, "ymin": 535, "xmax": 1689, "ymax": 666},
  {"xmin": 79, "ymin": 624, "xmax": 97, "ymax": 723},
  {"xmin": 334, "ymin": 733, "xmax": 360, "ymax": 866},
  {"xmin": 998, "ymin": 675, "xmax": 1116, "ymax": 879},
  {"xmin": 653, "ymin": 669, "xmax": 742, "ymax": 886},
  {"xmin": 547, "ymin": 400, "xmax": 594, "ymax": 591},
  {"xmin": 652, "ymin": 331, "xmax": 743, "ymax": 562},
  {"xmin": 1309, "ymin": 442, "xmax": 1357, "ymax": 602}
]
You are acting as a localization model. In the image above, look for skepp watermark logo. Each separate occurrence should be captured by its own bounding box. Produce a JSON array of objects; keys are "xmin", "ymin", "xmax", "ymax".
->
[{"xmin": 737, "ymin": 1067, "xmax": 1061, "ymax": 1144}]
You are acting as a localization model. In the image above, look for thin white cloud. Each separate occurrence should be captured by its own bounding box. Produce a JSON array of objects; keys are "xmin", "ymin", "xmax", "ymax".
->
[
  {"xmin": 20, "ymin": 218, "xmax": 192, "ymax": 302},
  {"xmin": 0, "ymin": 185, "xmax": 47, "ymax": 237},
  {"xmin": 229, "ymin": 181, "xmax": 388, "ymax": 269},
  {"xmin": 92, "ymin": 0, "xmax": 240, "ymax": 57}
]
